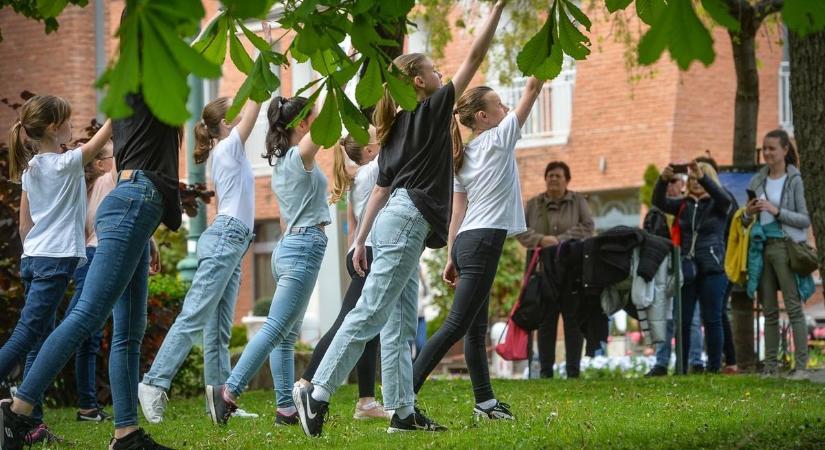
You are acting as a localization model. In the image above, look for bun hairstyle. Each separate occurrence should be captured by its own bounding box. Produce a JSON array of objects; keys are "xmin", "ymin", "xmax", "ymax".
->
[
  {"xmin": 452, "ymin": 86, "xmax": 494, "ymax": 173},
  {"xmin": 263, "ymin": 96, "xmax": 309, "ymax": 165},
  {"xmin": 193, "ymin": 96, "xmax": 230, "ymax": 164},
  {"xmin": 330, "ymin": 134, "xmax": 367, "ymax": 205},
  {"xmin": 765, "ymin": 128, "xmax": 799, "ymax": 167},
  {"xmin": 8, "ymin": 95, "xmax": 72, "ymax": 181}
]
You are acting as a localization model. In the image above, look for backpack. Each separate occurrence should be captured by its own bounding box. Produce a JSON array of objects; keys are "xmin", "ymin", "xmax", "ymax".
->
[{"xmin": 643, "ymin": 207, "xmax": 671, "ymax": 240}]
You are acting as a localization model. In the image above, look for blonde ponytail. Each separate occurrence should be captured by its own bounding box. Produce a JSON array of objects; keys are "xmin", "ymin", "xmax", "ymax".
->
[
  {"xmin": 329, "ymin": 134, "xmax": 367, "ymax": 205},
  {"xmin": 374, "ymin": 53, "xmax": 428, "ymax": 146}
]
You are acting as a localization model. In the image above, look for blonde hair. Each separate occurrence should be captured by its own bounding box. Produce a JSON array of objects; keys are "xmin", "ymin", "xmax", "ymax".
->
[
  {"xmin": 8, "ymin": 95, "xmax": 72, "ymax": 181},
  {"xmin": 193, "ymin": 97, "xmax": 230, "ymax": 164},
  {"xmin": 696, "ymin": 161, "xmax": 721, "ymax": 187},
  {"xmin": 330, "ymin": 134, "xmax": 367, "ymax": 205},
  {"xmin": 453, "ymin": 86, "xmax": 494, "ymax": 173},
  {"xmin": 373, "ymin": 53, "xmax": 428, "ymax": 145}
]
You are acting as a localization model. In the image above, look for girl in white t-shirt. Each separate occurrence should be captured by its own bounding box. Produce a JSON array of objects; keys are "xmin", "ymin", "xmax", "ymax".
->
[
  {"xmin": 297, "ymin": 129, "xmax": 391, "ymax": 420},
  {"xmin": 137, "ymin": 94, "xmax": 262, "ymax": 424},
  {"xmin": 411, "ymin": 77, "xmax": 545, "ymax": 421},
  {"xmin": 1, "ymin": 95, "xmax": 111, "ymax": 433}
]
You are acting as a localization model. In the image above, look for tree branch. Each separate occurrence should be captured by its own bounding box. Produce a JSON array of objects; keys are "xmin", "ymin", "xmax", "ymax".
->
[{"xmin": 754, "ymin": 0, "xmax": 783, "ymax": 22}]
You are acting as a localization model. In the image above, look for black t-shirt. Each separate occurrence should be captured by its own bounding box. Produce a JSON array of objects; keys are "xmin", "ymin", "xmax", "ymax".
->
[
  {"xmin": 377, "ymin": 82, "xmax": 455, "ymax": 248},
  {"xmin": 112, "ymin": 94, "xmax": 182, "ymax": 230}
]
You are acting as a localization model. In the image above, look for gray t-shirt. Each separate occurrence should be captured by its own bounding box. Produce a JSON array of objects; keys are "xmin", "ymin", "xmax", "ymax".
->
[{"xmin": 271, "ymin": 146, "xmax": 331, "ymax": 231}]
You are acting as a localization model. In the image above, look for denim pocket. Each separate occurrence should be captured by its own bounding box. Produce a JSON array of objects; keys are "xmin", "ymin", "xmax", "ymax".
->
[
  {"xmin": 373, "ymin": 210, "xmax": 414, "ymax": 246},
  {"xmin": 96, "ymin": 193, "xmax": 135, "ymax": 234},
  {"xmin": 31, "ymin": 257, "xmax": 76, "ymax": 279}
]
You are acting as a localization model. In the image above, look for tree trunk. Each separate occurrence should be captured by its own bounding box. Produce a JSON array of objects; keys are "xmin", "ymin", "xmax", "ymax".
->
[
  {"xmin": 789, "ymin": 29, "xmax": 825, "ymax": 267},
  {"xmin": 729, "ymin": 23, "xmax": 760, "ymax": 166}
]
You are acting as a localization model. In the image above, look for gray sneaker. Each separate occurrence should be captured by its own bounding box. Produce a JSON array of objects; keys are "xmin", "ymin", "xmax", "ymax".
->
[
  {"xmin": 785, "ymin": 369, "xmax": 811, "ymax": 381},
  {"xmin": 138, "ymin": 383, "xmax": 168, "ymax": 424}
]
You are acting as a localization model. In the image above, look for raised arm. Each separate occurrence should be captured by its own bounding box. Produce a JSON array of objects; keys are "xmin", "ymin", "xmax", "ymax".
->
[
  {"xmin": 352, "ymin": 185, "xmax": 391, "ymax": 276},
  {"xmin": 514, "ymin": 77, "xmax": 544, "ymax": 127},
  {"xmin": 298, "ymin": 132, "xmax": 323, "ymax": 171},
  {"xmin": 81, "ymin": 119, "xmax": 112, "ymax": 165},
  {"xmin": 235, "ymin": 101, "xmax": 262, "ymax": 144},
  {"xmin": 451, "ymin": 0, "xmax": 506, "ymax": 99}
]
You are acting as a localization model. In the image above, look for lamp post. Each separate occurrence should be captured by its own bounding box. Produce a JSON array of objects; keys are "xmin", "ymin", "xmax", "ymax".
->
[{"xmin": 177, "ymin": 74, "xmax": 206, "ymax": 282}]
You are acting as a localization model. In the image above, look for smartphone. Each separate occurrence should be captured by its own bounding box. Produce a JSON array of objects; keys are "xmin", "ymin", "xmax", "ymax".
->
[
  {"xmin": 746, "ymin": 189, "xmax": 757, "ymax": 202},
  {"xmin": 671, "ymin": 164, "xmax": 688, "ymax": 174}
]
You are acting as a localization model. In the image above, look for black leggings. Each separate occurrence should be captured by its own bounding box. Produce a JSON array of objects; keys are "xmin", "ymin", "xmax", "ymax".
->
[
  {"xmin": 412, "ymin": 228, "xmax": 506, "ymax": 404},
  {"xmin": 537, "ymin": 295, "xmax": 583, "ymax": 378},
  {"xmin": 302, "ymin": 247, "xmax": 378, "ymax": 398}
]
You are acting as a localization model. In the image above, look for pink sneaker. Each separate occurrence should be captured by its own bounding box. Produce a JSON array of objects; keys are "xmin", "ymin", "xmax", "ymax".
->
[
  {"xmin": 25, "ymin": 423, "xmax": 64, "ymax": 445},
  {"xmin": 353, "ymin": 400, "xmax": 393, "ymax": 420}
]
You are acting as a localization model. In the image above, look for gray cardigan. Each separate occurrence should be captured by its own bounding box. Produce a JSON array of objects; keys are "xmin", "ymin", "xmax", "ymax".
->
[{"xmin": 744, "ymin": 164, "xmax": 810, "ymax": 242}]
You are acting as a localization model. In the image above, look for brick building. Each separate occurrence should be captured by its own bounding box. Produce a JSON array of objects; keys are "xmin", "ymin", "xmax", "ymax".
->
[{"xmin": 0, "ymin": 2, "xmax": 793, "ymax": 343}]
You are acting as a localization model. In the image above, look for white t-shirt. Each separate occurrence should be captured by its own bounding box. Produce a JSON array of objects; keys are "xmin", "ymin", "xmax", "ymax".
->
[
  {"xmin": 760, "ymin": 174, "xmax": 786, "ymax": 225},
  {"xmin": 350, "ymin": 159, "xmax": 379, "ymax": 249},
  {"xmin": 453, "ymin": 112, "xmax": 527, "ymax": 236},
  {"xmin": 21, "ymin": 148, "xmax": 87, "ymax": 266},
  {"xmin": 211, "ymin": 128, "xmax": 255, "ymax": 230}
]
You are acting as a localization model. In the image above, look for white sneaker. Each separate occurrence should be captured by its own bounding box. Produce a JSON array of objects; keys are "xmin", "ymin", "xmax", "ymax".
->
[
  {"xmin": 353, "ymin": 400, "xmax": 393, "ymax": 420},
  {"xmin": 231, "ymin": 408, "xmax": 260, "ymax": 419},
  {"xmin": 137, "ymin": 382, "xmax": 168, "ymax": 424}
]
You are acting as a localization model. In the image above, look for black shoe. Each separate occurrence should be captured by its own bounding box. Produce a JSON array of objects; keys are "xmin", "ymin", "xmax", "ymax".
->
[
  {"xmin": 473, "ymin": 401, "xmax": 515, "ymax": 421},
  {"xmin": 77, "ymin": 408, "xmax": 113, "ymax": 422},
  {"xmin": 205, "ymin": 385, "xmax": 237, "ymax": 425},
  {"xmin": 387, "ymin": 408, "xmax": 448, "ymax": 433},
  {"xmin": 690, "ymin": 365, "xmax": 705, "ymax": 375},
  {"xmin": 645, "ymin": 365, "xmax": 668, "ymax": 377},
  {"xmin": 1, "ymin": 399, "xmax": 36, "ymax": 450},
  {"xmin": 274, "ymin": 411, "xmax": 299, "ymax": 426},
  {"xmin": 109, "ymin": 428, "xmax": 174, "ymax": 450},
  {"xmin": 293, "ymin": 384, "xmax": 328, "ymax": 437}
]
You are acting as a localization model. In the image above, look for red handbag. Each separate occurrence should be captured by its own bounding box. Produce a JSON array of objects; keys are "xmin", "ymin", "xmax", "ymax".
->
[{"xmin": 495, "ymin": 246, "xmax": 542, "ymax": 361}]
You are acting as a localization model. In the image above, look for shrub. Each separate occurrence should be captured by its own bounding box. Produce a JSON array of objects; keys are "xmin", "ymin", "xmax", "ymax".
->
[{"xmin": 253, "ymin": 297, "xmax": 272, "ymax": 316}]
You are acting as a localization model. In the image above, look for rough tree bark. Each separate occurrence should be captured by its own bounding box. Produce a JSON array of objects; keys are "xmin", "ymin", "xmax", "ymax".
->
[{"xmin": 789, "ymin": 29, "xmax": 825, "ymax": 267}]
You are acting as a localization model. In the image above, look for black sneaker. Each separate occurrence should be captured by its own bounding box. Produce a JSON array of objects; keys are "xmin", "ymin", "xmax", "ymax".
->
[
  {"xmin": 645, "ymin": 365, "xmax": 668, "ymax": 377},
  {"xmin": 77, "ymin": 408, "xmax": 113, "ymax": 422},
  {"xmin": 1, "ymin": 399, "xmax": 36, "ymax": 450},
  {"xmin": 109, "ymin": 428, "xmax": 174, "ymax": 450},
  {"xmin": 387, "ymin": 407, "xmax": 448, "ymax": 433},
  {"xmin": 690, "ymin": 365, "xmax": 705, "ymax": 375},
  {"xmin": 274, "ymin": 411, "xmax": 299, "ymax": 426},
  {"xmin": 473, "ymin": 401, "xmax": 514, "ymax": 421},
  {"xmin": 293, "ymin": 384, "xmax": 328, "ymax": 437},
  {"xmin": 205, "ymin": 385, "xmax": 237, "ymax": 425}
]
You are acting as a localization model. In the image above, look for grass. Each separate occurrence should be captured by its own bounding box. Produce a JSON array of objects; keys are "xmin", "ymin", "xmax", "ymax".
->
[{"xmin": 37, "ymin": 376, "xmax": 825, "ymax": 449}]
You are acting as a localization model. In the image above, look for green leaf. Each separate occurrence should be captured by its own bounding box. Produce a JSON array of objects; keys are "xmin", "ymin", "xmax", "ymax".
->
[
  {"xmin": 310, "ymin": 84, "xmax": 343, "ymax": 148},
  {"xmin": 239, "ymin": 20, "xmax": 273, "ymax": 54},
  {"xmin": 565, "ymin": 0, "xmax": 592, "ymax": 30},
  {"xmin": 605, "ymin": 0, "xmax": 632, "ymax": 13},
  {"xmin": 636, "ymin": 0, "xmax": 666, "ymax": 26},
  {"xmin": 534, "ymin": 35, "xmax": 565, "ymax": 80},
  {"xmin": 517, "ymin": 16, "xmax": 552, "ymax": 76},
  {"xmin": 97, "ymin": 11, "xmax": 141, "ymax": 119},
  {"xmin": 558, "ymin": 4, "xmax": 590, "ymax": 60},
  {"xmin": 385, "ymin": 69, "xmax": 417, "ymax": 110},
  {"xmin": 193, "ymin": 15, "xmax": 229, "ymax": 65},
  {"xmin": 355, "ymin": 57, "xmax": 383, "ymax": 108},
  {"xmin": 701, "ymin": 0, "xmax": 740, "ymax": 33},
  {"xmin": 149, "ymin": 13, "xmax": 221, "ymax": 78},
  {"xmin": 222, "ymin": 0, "xmax": 275, "ymax": 19},
  {"xmin": 310, "ymin": 49, "xmax": 338, "ymax": 76},
  {"xmin": 783, "ymin": 0, "xmax": 825, "ymax": 38},
  {"xmin": 258, "ymin": 54, "xmax": 281, "ymax": 92},
  {"xmin": 337, "ymin": 91, "xmax": 370, "ymax": 144},
  {"xmin": 37, "ymin": 0, "xmax": 69, "ymax": 18},
  {"xmin": 668, "ymin": 0, "xmax": 715, "ymax": 69},
  {"xmin": 140, "ymin": 16, "xmax": 190, "ymax": 125},
  {"xmin": 226, "ymin": 65, "xmax": 257, "ymax": 121},
  {"xmin": 294, "ymin": 77, "xmax": 324, "ymax": 98},
  {"xmin": 229, "ymin": 33, "xmax": 254, "ymax": 75},
  {"xmin": 378, "ymin": 0, "xmax": 414, "ymax": 18},
  {"xmin": 637, "ymin": 2, "xmax": 673, "ymax": 65}
]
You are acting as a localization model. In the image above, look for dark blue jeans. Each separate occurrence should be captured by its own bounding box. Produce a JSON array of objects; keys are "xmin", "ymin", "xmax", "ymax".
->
[
  {"xmin": 67, "ymin": 246, "xmax": 108, "ymax": 411},
  {"xmin": 15, "ymin": 171, "xmax": 162, "ymax": 429},
  {"xmin": 1, "ymin": 256, "xmax": 78, "ymax": 423},
  {"xmin": 681, "ymin": 272, "xmax": 728, "ymax": 373}
]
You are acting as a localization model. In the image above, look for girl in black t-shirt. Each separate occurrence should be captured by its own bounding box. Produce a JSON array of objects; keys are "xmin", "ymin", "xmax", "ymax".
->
[{"xmin": 294, "ymin": 0, "xmax": 507, "ymax": 437}]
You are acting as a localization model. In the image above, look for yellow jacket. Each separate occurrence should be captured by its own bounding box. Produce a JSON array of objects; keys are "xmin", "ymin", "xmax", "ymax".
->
[{"xmin": 725, "ymin": 208, "xmax": 752, "ymax": 285}]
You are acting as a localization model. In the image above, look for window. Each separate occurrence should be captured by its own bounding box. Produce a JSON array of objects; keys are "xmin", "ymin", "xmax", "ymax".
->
[
  {"xmin": 779, "ymin": 61, "xmax": 793, "ymax": 136},
  {"xmin": 487, "ymin": 67, "xmax": 576, "ymax": 148},
  {"xmin": 252, "ymin": 220, "xmax": 281, "ymax": 302}
]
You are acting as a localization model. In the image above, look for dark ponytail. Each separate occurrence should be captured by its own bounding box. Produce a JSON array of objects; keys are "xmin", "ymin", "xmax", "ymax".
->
[
  {"xmin": 263, "ymin": 96, "xmax": 309, "ymax": 165},
  {"xmin": 765, "ymin": 128, "xmax": 799, "ymax": 167}
]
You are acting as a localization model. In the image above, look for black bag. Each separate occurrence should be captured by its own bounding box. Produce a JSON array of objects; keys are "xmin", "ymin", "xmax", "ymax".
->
[
  {"xmin": 512, "ymin": 247, "xmax": 549, "ymax": 331},
  {"xmin": 681, "ymin": 255, "xmax": 697, "ymax": 283},
  {"xmin": 643, "ymin": 208, "xmax": 671, "ymax": 240}
]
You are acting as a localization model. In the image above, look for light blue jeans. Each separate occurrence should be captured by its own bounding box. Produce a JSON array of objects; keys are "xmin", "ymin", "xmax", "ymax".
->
[
  {"xmin": 143, "ymin": 215, "xmax": 253, "ymax": 391},
  {"xmin": 312, "ymin": 189, "xmax": 429, "ymax": 410},
  {"xmin": 655, "ymin": 304, "xmax": 704, "ymax": 369},
  {"xmin": 226, "ymin": 226, "xmax": 327, "ymax": 408}
]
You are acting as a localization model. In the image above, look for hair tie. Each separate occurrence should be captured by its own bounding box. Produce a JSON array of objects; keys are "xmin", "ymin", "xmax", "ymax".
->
[{"xmin": 279, "ymin": 97, "xmax": 288, "ymax": 107}]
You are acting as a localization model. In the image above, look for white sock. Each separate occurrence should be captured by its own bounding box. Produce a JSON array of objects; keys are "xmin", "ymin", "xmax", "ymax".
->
[
  {"xmin": 278, "ymin": 406, "xmax": 297, "ymax": 416},
  {"xmin": 396, "ymin": 405, "xmax": 414, "ymax": 419},
  {"xmin": 311, "ymin": 385, "xmax": 331, "ymax": 403},
  {"xmin": 476, "ymin": 399, "xmax": 497, "ymax": 410}
]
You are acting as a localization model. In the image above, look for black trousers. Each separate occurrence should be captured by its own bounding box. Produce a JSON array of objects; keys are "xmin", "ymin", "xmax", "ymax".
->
[
  {"xmin": 537, "ymin": 293, "xmax": 584, "ymax": 378},
  {"xmin": 302, "ymin": 247, "xmax": 378, "ymax": 398},
  {"xmin": 412, "ymin": 228, "xmax": 506, "ymax": 403}
]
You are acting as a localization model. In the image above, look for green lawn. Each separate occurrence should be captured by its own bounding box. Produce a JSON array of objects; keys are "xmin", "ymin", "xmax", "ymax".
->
[{"xmin": 37, "ymin": 376, "xmax": 825, "ymax": 449}]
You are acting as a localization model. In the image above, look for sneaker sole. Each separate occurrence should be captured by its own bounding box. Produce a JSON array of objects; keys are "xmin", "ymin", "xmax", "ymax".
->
[
  {"xmin": 205, "ymin": 385, "xmax": 220, "ymax": 425},
  {"xmin": 76, "ymin": 415, "xmax": 105, "ymax": 422},
  {"xmin": 293, "ymin": 385, "xmax": 314, "ymax": 437},
  {"xmin": 386, "ymin": 426, "xmax": 415, "ymax": 433}
]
